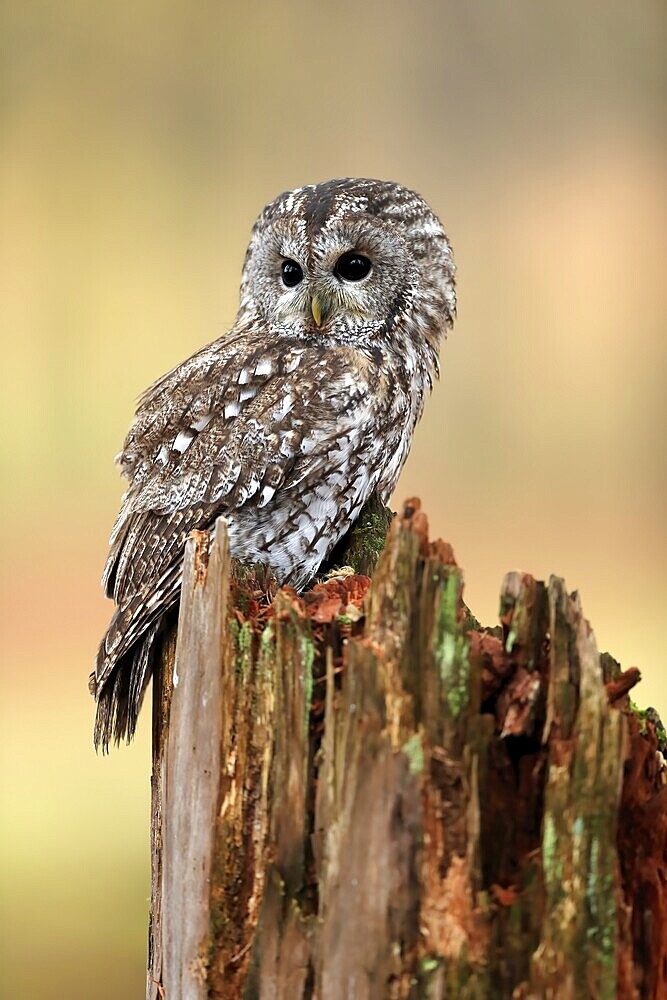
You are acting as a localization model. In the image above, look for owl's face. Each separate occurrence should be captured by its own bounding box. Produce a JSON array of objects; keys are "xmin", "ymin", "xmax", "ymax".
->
[{"xmin": 239, "ymin": 179, "xmax": 456, "ymax": 351}]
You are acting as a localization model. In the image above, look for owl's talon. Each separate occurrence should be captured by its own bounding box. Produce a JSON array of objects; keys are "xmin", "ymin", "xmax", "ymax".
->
[{"xmin": 324, "ymin": 565, "xmax": 356, "ymax": 582}]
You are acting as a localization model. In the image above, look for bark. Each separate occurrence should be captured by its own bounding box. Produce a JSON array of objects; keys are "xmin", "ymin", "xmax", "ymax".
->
[{"xmin": 147, "ymin": 499, "xmax": 667, "ymax": 1000}]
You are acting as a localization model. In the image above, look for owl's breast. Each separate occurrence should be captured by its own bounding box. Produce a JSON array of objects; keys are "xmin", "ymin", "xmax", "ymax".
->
[{"xmin": 224, "ymin": 431, "xmax": 382, "ymax": 589}]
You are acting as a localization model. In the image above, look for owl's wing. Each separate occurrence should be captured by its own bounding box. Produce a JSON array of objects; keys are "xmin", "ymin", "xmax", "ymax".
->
[
  {"xmin": 93, "ymin": 331, "xmax": 374, "ymax": 748},
  {"xmin": 106, "ymin": 332, "xmax": 320, "ymax": 592}
]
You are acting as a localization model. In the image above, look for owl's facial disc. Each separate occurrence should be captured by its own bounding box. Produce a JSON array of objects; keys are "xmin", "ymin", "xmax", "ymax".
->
[
  {"xmin": 299, "ymin": 249, "xmax": 375, "ymax": 328},
  {"xmin": 239, "ymin": 178, "xmax": 456, "ymax": 350},
  {"xmin": 275, "ymin": 249, "xmax": 377, "ymax": 332},
  {"xmin": 247, "ymin": 215, "xmax": 417, "ymax": 341}
]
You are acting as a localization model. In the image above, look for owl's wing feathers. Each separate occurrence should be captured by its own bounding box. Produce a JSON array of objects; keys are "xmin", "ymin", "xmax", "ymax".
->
[
  {"xmin": 102, "ymin": 348, "xmax": 301, "ymax": 608},
  {"xmin": 93, "ymin": 335, "xmax": 375, "ymax": 748}
]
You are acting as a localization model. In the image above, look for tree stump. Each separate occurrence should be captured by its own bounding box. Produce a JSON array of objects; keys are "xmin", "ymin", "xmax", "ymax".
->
[{"xmin": 146, "ymin": 500, "xmax": 667, "ymax": 1000}]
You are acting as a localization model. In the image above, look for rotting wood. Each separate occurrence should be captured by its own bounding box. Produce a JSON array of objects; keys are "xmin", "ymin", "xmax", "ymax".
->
[{"xmin": 147, "ymin": 498, "xmax": 667, "ymax": 1000}]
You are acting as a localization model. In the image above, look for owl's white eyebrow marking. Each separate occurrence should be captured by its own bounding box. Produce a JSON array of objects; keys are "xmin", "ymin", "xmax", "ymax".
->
[
  {"xmin": 224, "ymin": 401, "xmax": 240, "ymax": 419},
  {"xmin": 254, "ymin": 359, "xmax": 273, "ymax": 377},
  {"xmin": 173, "ymin": 429, "xmax": 195, "ymax": 454},
  {"xmin": 238, "ymin": 367, "xmax": 252, "ymax": 384}
]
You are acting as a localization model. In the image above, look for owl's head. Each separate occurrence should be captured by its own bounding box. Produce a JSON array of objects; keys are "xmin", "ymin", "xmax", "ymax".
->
[{"xmin": 239, "ymin": 178, "xmax": 455, "ymax": 359}]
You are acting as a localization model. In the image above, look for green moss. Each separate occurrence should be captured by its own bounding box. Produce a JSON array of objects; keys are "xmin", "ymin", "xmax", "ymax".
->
[
  {"xmin": 630, "ymin": 699, "xmax": 648, "ymax": 733},
  {"xmin": 260, "ymin": 622, "xmax": 274, "ymax": 649},
  {"xmin": 238, "ymin": 620, "xmax": 253, "ymax": 652},
  {"xmin": 440, "ymin": 953, "xmax": 491, "ymax": 999},
  {"xmin": 434, "ymin": 572, "xmax": 470, "ymax": 722},
  {"xmin": 299, "ymin": 633, "xmax": 315, "ymax": 736},
  {"xmin": 401, "ymin": 733, "xmax": 425, "ymax": 774},
  {"xmin": 629, "ymin": 700, "xmax": 667, "ymax": 752},
  {"xmin": 333, "ymin": 494, "xmax": 394, "ymax": 577},
  {"xmin": 234, "ymin": 590, "xmax": 251, "ymax": 616},
  {"xmin": 257, "ymin": 622, "xmax": 275, "ymax": 678},
  {"xmin": 542, "ymin": 812, "xmax": 562, "ymax": 887},
  {"xmin": 234, "ymin": 620, "xmax": 254, "ymax": 680}
]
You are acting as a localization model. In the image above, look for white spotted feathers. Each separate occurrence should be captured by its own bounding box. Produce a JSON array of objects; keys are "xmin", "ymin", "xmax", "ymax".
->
[{"xmin": 92, "ymin": 178, "xmax": 456, "ymax": 750}]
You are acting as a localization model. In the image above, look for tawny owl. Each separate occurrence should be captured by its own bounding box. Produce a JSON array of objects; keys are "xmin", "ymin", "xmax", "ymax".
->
[{"xmin": 92, "ymin": 178, "xmax": 456, "ymax": 750}]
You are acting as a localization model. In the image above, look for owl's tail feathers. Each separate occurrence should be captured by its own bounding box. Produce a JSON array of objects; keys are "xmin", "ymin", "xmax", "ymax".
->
[
  {"xmin": 91, "ymin": 567, "xmax": 182, "ymax": 751},
  {"xmin": 90, "ymin": 621, "xmax": 160, "ymax": 752}
]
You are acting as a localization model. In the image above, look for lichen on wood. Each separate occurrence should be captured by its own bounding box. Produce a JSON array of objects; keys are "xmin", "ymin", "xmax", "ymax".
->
[{"xmin": 148, "ymin": 500, "xmax": 667, "ymax": 1000}]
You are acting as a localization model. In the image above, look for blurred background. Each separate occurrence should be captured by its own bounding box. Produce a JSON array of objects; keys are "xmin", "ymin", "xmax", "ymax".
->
[{"xmin": 1, "ymin": 2, "xmax": 665, "ymax": 997}]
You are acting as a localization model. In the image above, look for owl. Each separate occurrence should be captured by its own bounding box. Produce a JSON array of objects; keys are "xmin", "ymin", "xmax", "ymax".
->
[{"xmin": 91, "ymin": 178, "xmax": 456, "ymax": 750}]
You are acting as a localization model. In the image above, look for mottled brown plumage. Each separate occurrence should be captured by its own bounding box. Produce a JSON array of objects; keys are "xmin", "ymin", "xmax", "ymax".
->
[{"xmin": 92, "ymin": 178, "xmax": 456, "ymax": 750}]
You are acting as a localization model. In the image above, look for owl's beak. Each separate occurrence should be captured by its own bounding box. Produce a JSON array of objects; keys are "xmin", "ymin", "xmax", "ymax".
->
[{"xmin": 311, "ymin": 295, "xmax": 323, "ymax": 327}]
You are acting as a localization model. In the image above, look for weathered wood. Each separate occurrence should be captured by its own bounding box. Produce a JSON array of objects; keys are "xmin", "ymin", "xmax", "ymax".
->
[
  {"xmin": 147, "ymin": 624, "xmax": 175, "ymax": 1000},
  {"xmin": 529, "ymin": 581, "xmax": 624, "ymax": 998},
  {"xmin": 148, "ymin": 499, "xmax": 667, "ymax": 1000},
  {"xmin": 148, "ymin": 522, "xmax": 231, "ymax": 1000}
]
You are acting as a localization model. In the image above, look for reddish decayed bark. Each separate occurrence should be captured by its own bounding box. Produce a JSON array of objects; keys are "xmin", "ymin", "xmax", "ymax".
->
[{"xmin": 617, "ymin": 713, "xmax": 667, "ymax": 1000}]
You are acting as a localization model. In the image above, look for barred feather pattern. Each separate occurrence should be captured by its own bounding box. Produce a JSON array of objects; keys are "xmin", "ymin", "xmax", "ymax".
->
[{"xmin": 92, "ymin": 178, "xmax": 456, "ymax": 750}]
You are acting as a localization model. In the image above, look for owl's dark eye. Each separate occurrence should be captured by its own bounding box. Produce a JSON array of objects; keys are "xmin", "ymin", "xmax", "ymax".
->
[
  {"xmin": 281, "ymin": 258, "xmax": 303, "ymax": 288},
  {"xmin": 335, "ymin": 251, "xmax": 372, "ymax": 282}
]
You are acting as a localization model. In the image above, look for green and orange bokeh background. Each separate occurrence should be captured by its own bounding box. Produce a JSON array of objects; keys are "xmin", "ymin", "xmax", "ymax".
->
[{"xmin": 1, "ymin": 3, "xmax": 665, "ymax": 997}]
